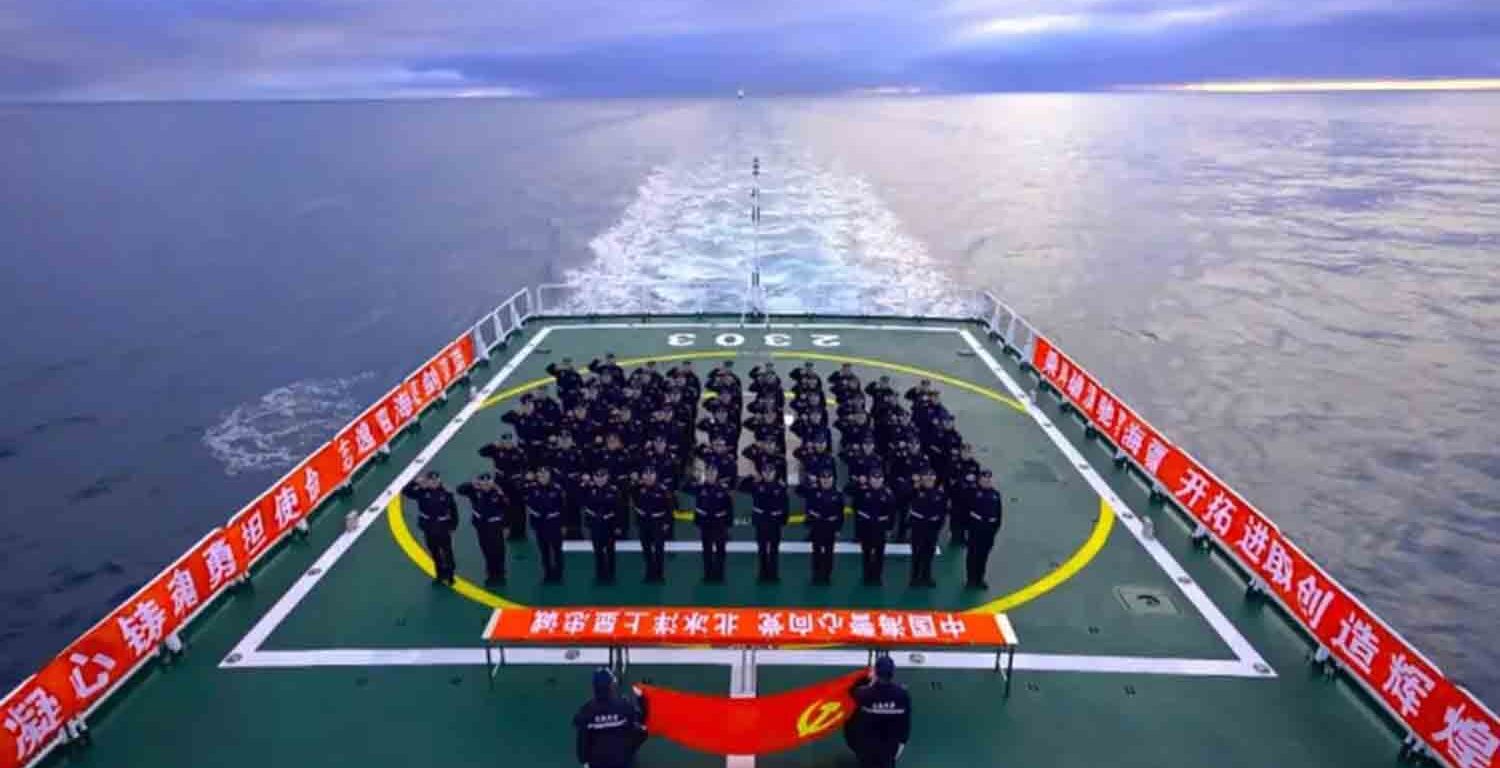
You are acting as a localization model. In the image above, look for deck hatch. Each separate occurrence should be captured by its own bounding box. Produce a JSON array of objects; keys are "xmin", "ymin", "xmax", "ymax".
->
[{"xmin": 1114, "ymin": 585, "xmax": 1180, "ymax": 616}]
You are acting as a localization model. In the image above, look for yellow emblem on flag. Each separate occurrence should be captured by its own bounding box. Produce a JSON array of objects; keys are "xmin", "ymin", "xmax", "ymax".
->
[{"xmin": 796, "ymin": 699, "xmax": 847, "ymax": 738}]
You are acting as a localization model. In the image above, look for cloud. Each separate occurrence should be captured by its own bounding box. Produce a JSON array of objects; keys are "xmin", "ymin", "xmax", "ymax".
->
[{"xmin": 0, "ymin": 0, "xmax": 1496, "ymax": 99}]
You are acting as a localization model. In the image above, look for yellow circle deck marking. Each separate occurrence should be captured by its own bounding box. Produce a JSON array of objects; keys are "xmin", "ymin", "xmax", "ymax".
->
[
  {"xmin": 389, "ymin": 348, "xmax": 1105, "ymax": 615},
  {"xmin": 965, "ymin": 497, "xmax": 1115, "ymax": 614}
]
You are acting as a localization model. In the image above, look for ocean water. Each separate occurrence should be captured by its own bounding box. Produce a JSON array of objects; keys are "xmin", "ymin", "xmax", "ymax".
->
[{"xmin": 1, "ymin": 95, "xmax": 1497, "ymax": 703}]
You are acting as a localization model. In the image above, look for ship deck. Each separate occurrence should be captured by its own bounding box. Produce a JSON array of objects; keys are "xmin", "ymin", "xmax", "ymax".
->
[{"xmin": 43, "ymin": 316, "xmax": 1408, "ymax": 768}]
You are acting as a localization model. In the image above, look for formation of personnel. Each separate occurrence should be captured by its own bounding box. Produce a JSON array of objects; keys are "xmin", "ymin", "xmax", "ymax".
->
[{"xmin": 404, "ymin": 354, "xmax": 1004, "ymax": 589}]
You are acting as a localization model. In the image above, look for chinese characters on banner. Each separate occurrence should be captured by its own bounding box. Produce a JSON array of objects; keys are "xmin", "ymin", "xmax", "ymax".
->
[
  {"xmin": 1031, "ymin": 335, "xmax": 1498, "ymax": 768},
  {"xmin": 1, "ymin": 332, "xmax": 476, "ymax": 768},
  {"xmin": 483, "ymin": 607, "xmax": 1016, "ymax": 648}
]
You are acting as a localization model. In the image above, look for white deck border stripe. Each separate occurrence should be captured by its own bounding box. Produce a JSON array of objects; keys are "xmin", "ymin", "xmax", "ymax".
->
[
  {"xmin": 955, "ymin": 328, "xmax": 1271, "ymax": 676},
  {"xmin": 225, "ymin": 322, "xmax": 1269, "ymax": 682},
  {"xmin": 563, "ymin": 540, "xmax": 923, "ymax": 555}
]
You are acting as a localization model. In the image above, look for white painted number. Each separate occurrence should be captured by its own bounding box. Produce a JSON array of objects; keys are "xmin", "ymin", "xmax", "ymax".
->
[{"xmin": 661, "ymin": 332, "xmax": 843, "ymax": 348}]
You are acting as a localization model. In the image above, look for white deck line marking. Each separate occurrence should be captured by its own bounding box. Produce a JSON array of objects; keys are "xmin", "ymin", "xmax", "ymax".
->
[
  {"xmin": 228, "ymin": 323, "xmax": 1266, "ymax": 682},
  {"xmin": 560, "ymin": 541, "xmax": 923, "ymax": 555},
  {"xmin": 955, "ymin": 329, "xmax": 1272, "ymax": 676},
  {"xmin": 234, "ymin": 646, "xmax": 1262, "ymax": 677},
  {"xmin": 222, "ymin": 327, "xmax": 555, "ymax": 667},
  {"xmin": 542, "ymin": 322, "xmax": 955, "ymax": 333}
]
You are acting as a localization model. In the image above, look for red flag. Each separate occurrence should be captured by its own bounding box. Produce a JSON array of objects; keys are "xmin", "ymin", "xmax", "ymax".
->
[{"xmin": 637, "ymin": 670, "xmax": 867, "ymax": 755}]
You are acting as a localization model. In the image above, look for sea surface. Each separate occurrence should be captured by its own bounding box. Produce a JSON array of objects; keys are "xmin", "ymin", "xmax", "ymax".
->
[{"xmin": 1, "ymin": 94, "xmax": 1497, "ymax": 703}]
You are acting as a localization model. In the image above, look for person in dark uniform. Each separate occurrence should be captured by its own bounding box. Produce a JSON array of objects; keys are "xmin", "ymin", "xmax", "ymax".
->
[
  {"xmin": 546, "ymin": 358, "xmax": 585, "ymax": 408},
  {"xmin": 844, "ymin": 656, "xmax": 911, "ymax": 768},
  {"xmin": 793, "ymin": 435, "xmax": 836, "ymax": 485},
  {"xmin": 457, "ymin": 473, "xmax": 509, "ymax": 584},
  {"xmin": 633, "ymin": 467, "xmax": 674, "ymax": 583},
  {"xmin": 582, "ymin": 469, "xmax": 621, "ymax": 584},
  {"xmin": 574, "ymin": 668, "xmax": 648, "ymax": 768},
  {"xmin": 402, "ymin": 471, "xmax": 460, "ymax": 585},
  {"xmin": 799, "ymin": 470, "xmax": 845, "ymax": 585},
  {"xmin": 947, "ymin": 446, "xmax": 982, "ymax": 548},
  {"xmin": 852, "ymin": 469, "xmax": 896, "ymax": 585},
  {"xmin": 742, "ymin": 437, "xmax": 787, "ymax": 480},
  {"xmin": 828, "ymin": 363, "xmax": 861, "ymax": 401},
  {"xmin": 740, "ymin": 463, "xmax": 788, "ymax": 583},
  {"xmin": 789, "ymin": 361, "xmax": 822, "ymax": 394},
  {"xmin": 502, "ymin": 398, "xmax": 553, "ymax": 465},
  {"xmin": 695, "ymin": 436, "xmax": 738, "ymax": 483},
  {"xmin": 687, "ymin": 465, "xmax": 733, "ymax": 583},
  {"xmin": 588, "ymin": 352, "xmax": 625, "ymax": 383},
  {"xmin": 966, "ymin": 470, "xmax": 1004, "ymax": 589},
  {"xmin": 479, "ymin": 434, "xmax": 529, "ymax": 540},
  {"xmin": 549, "ymin": 431, "xmax": 587, "ymax": 540},
  {"xmin": 907, "ymin": 470, "xmax": 947, "ymax": 587},
  {"xmin": 524, "ymin": 466, "xmax": 566, "ymax": 584},
  {"xmin": 791, "ymin": 408, "xmax": 832, "ymax": 450}
]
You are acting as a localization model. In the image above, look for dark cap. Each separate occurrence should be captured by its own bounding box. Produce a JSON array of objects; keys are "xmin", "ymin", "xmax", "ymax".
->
[
  {"xmin": 980, "ymin": 469, "xmax": 993, "ymax": 478},
  {"xmin": 874, "ymin": 656, "xmax": 895, "ymax": 680},
  {"xmin": 592, "ymin": 667, "xmax": 614, "ymax": 696},
  {"xmin": 500, "ymin": 433, "xmax": 514, "ymax": 442},
  {"xmin": 870, "ymin": 468, "xmax": 885, "ymax": 478},
  {"xmin": 817, "ymin": 469, "xmax": 834, "ymax": 478},
  {"xmin": 478, "ymin": 472, "xmax": 493, "ymax": 482}
]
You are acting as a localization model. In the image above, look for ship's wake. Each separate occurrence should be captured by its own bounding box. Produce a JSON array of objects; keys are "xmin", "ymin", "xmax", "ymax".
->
[
  {"xmin": 203, "ymin": 373, "xmax": 373, "ymax": 476},
  {"xmin": 559, "ymin": 147, "xmax": 973, "ymax": 317}
]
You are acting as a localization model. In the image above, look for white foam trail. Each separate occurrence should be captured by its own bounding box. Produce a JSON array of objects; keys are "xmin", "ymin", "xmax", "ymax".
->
[
  {"xmin": 202, "ymin": 373, "xmax": 373, "ymax": 476},
  {"xmin": 563, "ymin": 148, "xmax": 973, "ymax": 317}
]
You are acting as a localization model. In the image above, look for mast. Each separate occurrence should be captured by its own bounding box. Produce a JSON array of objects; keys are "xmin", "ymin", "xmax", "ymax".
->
[{"xmin": 743, "ymin": 155, "xmax": 768, "ymax": 326}]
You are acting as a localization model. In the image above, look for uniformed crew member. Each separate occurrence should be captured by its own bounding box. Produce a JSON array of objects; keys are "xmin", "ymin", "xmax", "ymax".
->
[
  {"xmin": 456, "ymin": 473, "xmax": 508, "ymax": 585},
  {"xmin": 478, "ymin": 434, "xmax": 529, "ymax": 540},
  {"xmin": 844, "ymin": 656, "xmax": 911, "ymax": 768},
  {"xmin": 852, "ymin": 469, "xmax": 896, "ymax": 586},
  {"xmin": 740, "ymin": 463, "xmax": 789, "ymax": 582},
  {"xmin": 799, "ymin": 470, "xmax": 845, "ymax": 585},
  {"xmin": 688, "ymin": 465, "xmax": 733, "ymax": 583},
  {"xmin": 583, "ymin": 469, "xmax": 621, "ymax": 584},
  {"xmin": 907, "ymin": 470, "xmax": 947, "ymax": 587},
  {"xmin": 633, "ymin": 467, "xmax": 674, "ymax": 583},
  {"xmin": 402, "ymin": 471, "xmax": 459, "ymax": 585},
  {"xmin": 525, "ymin": 467, "xmax": 566, "ymax": 584},
  {"xmin": 966, "ymin": 470, "xmax": 1004, "ymax": 589},
  {"xmin": 574, "ymin": 668, "xmax": 648, "ymax": 768},
  {"xmin": 828, "ymin": 363, "xmax": 860, "ymax": 400}
]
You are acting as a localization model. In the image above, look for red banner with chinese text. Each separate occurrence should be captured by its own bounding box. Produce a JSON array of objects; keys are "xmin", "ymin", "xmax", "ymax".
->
[
  {"xmin": 638, "ymin": 670, "xmax": 867, "ymax": 755},
  {"xmin": 483, "ymin": 607, "xmax": 1017, "ymax": 648},
  {"xmin": 2, "ymin": 332, "xmax": 478, "ymax": 768},
  {"xmin": 1031, "ymin": 334, "xmax": 1498, "ymax": 768}
]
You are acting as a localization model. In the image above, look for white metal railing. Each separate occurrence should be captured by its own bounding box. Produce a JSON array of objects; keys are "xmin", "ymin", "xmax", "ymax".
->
[{"xmin": 469, "ymin": 287, "xmax": 535, "ymax": 357}]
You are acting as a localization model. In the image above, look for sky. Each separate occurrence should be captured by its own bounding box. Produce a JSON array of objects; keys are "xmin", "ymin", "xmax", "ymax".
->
[{"xmin": 1, "ymin": 0, "xmax": 1498, "ymax": 100}]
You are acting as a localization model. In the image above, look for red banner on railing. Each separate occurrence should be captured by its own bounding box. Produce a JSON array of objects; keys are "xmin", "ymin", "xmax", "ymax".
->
[
  {"xmin": 1, "ymin": 331, "xmax": 479, "ymax": 768},
  {"xmin": 1031, "ymin": 334, "xmax": 1498, "ymax": 768},
  {"xmin": 639, "ymin": 670, "xmax": 867, "ymax": 755},
  {"xmin": 484, "ymin": 607, "xmax": 1017, "ymax": 648}
]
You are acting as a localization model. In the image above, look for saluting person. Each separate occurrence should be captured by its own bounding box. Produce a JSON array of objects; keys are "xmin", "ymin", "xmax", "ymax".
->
[
  {"xmin": 456, "ymin": 473, "xmax": 509, "ymax": 585},
  {"xmin": 402, "ymin": 471, "xmax": 459, "ymax": 586},
  {"xmin": 844, "ymin": 656, "xmax": 911, "ymax": 768}
]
